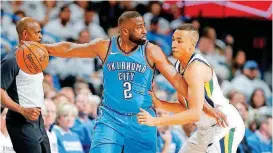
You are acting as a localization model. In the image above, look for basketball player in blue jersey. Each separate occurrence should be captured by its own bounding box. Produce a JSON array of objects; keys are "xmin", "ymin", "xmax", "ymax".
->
[
  {"xmin": 137, "ymin": 24, "xmax": 245, "ymax": 153},
  {"xmin": 45, "ymin": 12, "xmax": 227, "ymax": 153}
]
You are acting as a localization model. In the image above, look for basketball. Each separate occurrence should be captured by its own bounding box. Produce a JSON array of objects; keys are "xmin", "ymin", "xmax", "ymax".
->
[{"xmin": 16, "ymin": 42, "xmax": 49, "ymax": 74}]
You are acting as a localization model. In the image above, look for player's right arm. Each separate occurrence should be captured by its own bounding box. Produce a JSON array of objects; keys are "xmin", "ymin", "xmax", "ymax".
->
[
  {"xmin": 44, "ymin": 38, "xmax": 109, "ymax": 59},
  {"xmin": 150, "ymin": 91, "xmax": 187, "ymax": 113},
  {"xmin": 1, "ymin": 57, "xmax": 40, "ymax": 120}
]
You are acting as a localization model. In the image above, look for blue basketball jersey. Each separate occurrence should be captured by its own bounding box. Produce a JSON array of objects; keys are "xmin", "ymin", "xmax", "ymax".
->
[{"xmin": 102, "ymin": 36, "xmax": 154, "ymax": 114}]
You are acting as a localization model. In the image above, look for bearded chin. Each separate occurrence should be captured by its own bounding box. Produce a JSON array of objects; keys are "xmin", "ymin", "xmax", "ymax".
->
[{"xmin": 129, "ymin": 35, "xmax": 146, "ymax": 45}]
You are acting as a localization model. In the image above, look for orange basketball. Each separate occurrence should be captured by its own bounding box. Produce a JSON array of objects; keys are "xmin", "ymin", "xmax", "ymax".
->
[{"xmin": 16, "ymin": 42, "xmax": 49, "ymax": 74}]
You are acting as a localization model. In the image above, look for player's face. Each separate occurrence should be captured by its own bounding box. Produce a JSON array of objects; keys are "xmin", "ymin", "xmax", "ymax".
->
[
  {"xmin": 58, "ymin": 113, "xmax": 76, "ymax": 130},
  {"xmin": 128, "ymin": 17, "xmax": 147, "ymax": 45},
  {"xmin": 25, "ymin": 22, "xmax": 42, "ymax": 42},
  {"xmin": 172, "ymin": 30, "xmax": 192, "ymax": 60}
]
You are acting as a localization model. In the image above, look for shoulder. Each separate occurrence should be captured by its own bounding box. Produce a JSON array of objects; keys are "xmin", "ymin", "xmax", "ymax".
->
[
  {"xmin": 146, "ymin": 42, "xmax": 164, "ymax": 56},
  {"xmin": 1, "ymin": 52, "xmax": 19, "ymax": 69},
  {"xmin": 145, "ymin": 42, "xmax": 166, "ymax": 62},
  {"xmin": 184, "ymin": 61, "xmax": 208, "ymax": 83}
]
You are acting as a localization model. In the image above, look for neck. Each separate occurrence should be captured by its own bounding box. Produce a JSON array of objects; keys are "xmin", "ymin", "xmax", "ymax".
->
[
  {"xmin": 118, "ymin": 36, "xmax": 138, "ymax": 53},
  {"xmin": 179, "ymin": 52, "xmax": 194, "ymax": 69}
]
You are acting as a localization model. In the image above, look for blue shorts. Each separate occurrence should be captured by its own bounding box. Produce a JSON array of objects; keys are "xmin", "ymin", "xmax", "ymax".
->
[{"xmin": 90, "ymin": 106, "xmax": 157, "ymax": 153}]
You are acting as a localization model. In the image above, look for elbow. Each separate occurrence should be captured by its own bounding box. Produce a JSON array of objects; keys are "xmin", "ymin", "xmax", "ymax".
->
[{"xmin": 191, "ymin": 109, "xmax": 202, "ymax": 122}]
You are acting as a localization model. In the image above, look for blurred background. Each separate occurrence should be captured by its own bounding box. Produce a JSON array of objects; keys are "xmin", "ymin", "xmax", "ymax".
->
[{"xmin": 1, "ymin": 1, "xmax": 272, "ymax": 153}]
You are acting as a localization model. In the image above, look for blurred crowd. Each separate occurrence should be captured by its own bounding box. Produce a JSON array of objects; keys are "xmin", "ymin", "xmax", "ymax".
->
[{"xmin": 1, "ymin": 1, "xmax": 272, "ymax": 153}]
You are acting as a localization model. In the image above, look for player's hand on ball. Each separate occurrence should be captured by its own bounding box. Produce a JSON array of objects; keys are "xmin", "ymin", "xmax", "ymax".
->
[
  {"xmin": 21, "ymin": 107, "xmax": 41, "ymax": 121},
  {"xmin": 213, "ymin": 109, "xmax": 228, "ymax": 128},
  {"xmin": 148, "ymin": 90, "xmax": 162, "ymax": 108},
  {"xmin": 137, "ymin": 108, "xmax": 156, "ymax": 126}
]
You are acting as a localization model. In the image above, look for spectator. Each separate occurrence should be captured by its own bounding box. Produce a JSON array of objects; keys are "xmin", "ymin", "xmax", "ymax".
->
[
  {"xmin": 0, "ymin": 108, "xmax": 16, "ymax": 153},
  {"xmin": 156, "ymin": 108, "xmax": 182, "ymax": 153},
  {"xmin": 191, "ymin": 20, "xmax": 200, "ymax": 30},
  {"xmin": 234, "ymin": 102, "xmax": 253, "ymax": 135},
  {"xmin": 228, "ymin": 91, "xmax": 247, "ymax": 105},
  {"xmin": 5, "ymin": 10, "xmax": 26, "ymax": 42},
  {"xmin": 231, "ymin": 60, "xmax": 271, "ymax": 100},
  {"xmin": 69, "ymin": 1, "xmax": 99, "ymax": 24},
  {"xmin": 88, "ymin": 94, "xmax": 101, "ymax": 120},
  {"xmin": 71, "ymin": 94, "xmax": 95, "ymax": 153},
  {"xmin": 69, "ymin": 1, "xmax": 89, "ymax": 22},
  {"xmin": 147, "ymin": 17, "xmax": 171, "ymax": 56},
  {"xmin": 250, "ymin": 88, "xmax": 267, "ymax": 109},
  {"xmin": 225, "ymin": 34, "xmax": 234, "ymax": 47},
  {"xmin": 52, "ymin": 93, "xmax": 70, "ymax": 107},
  {"xmin": 234, "ymin": 103, "xmax": 253, "ymax": 153},
  {"xmin": 144, "ymin": 1, "xmax": 170, "ymax": 34},
  {"xmin": 247, "ymin": 115, "xmax": 272, "ymax": 153},
  {"xmin": 42, "ymin": 99, "xmax": 59, "ymax": 153},
  {"xmin": 43, "ymin": 5, "xmax": 77, "ymax": 40},
  {"xmin": 231, "ymin": 49, "xmax": 246, "ymax": 77},
  {"xmin": 59, "ymin": 87, "xmax": 75, "ymax": 103},
  {"xmin": 34, "ymin": 1, "xmax": 60, "ymax": 26},
  {"xmin": 197, "ymin": 26, "xmax": 215, "ymax": 54},
  {"xmin": 74, "ymin": 7, "xmax": 107, "ymax": 39},
  {"xmin": 97, "ymin": 1, "xmax": 123, "ymax": 32},
  {"xmin": 74, "ymin": 81, "xmax": 90, "ymax": 96},
  {"xmin": 53, "ymin": 103, "xmax": 84, "ymax": 153},
  {"xmin": 224, "ymin": 45, "xmax": 233, "ymax": 68}
]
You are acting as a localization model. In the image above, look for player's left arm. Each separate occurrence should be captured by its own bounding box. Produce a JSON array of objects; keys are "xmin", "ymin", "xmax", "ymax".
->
[{"xmin": 138, "ymin": 62, "xmax": 205, "ymax": 126}]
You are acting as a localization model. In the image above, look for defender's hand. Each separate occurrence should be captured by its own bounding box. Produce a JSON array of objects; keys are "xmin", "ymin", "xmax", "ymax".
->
[
  {"xmin": 213, "ymin": 109, "xmax": 228, "ymax": 128},
  {"xmin": 137, "ymin": 108, "xmax": 156, "ymax": 126}
]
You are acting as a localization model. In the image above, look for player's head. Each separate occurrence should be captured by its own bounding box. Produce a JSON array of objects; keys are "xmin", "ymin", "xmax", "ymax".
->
[
  {"xmin": 172, "ymin": 24, "xmax": 199, "ymax": 60},
  {"xmin": 118, "ymin": 11, "xmax": 147, "ymax": 45},
  {"xmin": 16, "ymin": 17, "xmax": 42, "ymax": 43}
]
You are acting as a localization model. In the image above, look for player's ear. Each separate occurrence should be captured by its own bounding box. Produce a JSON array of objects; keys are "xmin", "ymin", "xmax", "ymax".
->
[
  {"xmin": 22, "ymin": 30, "xmax": 28, "ymax": 39},
  {"xmin": 122, "ymin": 28, "xmax": 129, "ymax": 36}
]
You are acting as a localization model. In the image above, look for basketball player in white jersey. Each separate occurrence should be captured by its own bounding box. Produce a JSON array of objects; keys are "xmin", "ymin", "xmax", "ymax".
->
[{"xmin": 137, "ymin": 24, "xmax": 245, "ymax": 153}]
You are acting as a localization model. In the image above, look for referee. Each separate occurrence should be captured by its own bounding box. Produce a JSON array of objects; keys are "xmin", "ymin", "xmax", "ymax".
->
[{"xmin": 1, "ymin": 17, "xmax": 50, "ymax": 153}]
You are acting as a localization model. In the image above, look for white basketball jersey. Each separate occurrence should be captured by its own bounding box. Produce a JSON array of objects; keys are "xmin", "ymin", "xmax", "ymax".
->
[{"xmin": 175, "ymin": 53, "xmax": 229, "ymax": 127}]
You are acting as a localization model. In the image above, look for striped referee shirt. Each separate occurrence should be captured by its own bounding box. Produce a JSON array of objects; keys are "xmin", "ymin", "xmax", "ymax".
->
[{"xmin": 1, "ymin": 52, "xmax": 44, "ymax": 108}]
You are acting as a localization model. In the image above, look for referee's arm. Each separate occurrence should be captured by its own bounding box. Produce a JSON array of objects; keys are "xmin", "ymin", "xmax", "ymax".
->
[{"xmin": 1, "ymin": 58, "xmax": 40, "ymax": 120}]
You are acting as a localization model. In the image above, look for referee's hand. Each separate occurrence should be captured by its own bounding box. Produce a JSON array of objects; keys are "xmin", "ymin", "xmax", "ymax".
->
[{"xmin": 21, "ymin": 108, "xmax": 41, "ymax": 121}]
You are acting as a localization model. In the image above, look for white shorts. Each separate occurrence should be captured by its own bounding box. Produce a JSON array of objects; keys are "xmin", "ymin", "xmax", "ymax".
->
[{"xmin": 179, "ymin": 104, "xmax": 245, "ymax": 153}]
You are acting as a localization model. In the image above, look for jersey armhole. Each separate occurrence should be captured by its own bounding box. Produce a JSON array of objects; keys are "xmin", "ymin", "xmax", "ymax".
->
[
  {"xmin": 101, "ymin": 39, "xmax": 112, "ymax": 66},
  {"xmin": 144, "ymin": 42, "xmax": 155, "ymax": 70},
  {"xmin": 182, "ymin": 58, "xmax": 213, "ymax": 78}
]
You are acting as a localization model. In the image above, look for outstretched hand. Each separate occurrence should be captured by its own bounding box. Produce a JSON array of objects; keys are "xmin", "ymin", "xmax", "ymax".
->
[{"xmin": 137, "ymin": 108, "xmax": 156, "ymax": 126}]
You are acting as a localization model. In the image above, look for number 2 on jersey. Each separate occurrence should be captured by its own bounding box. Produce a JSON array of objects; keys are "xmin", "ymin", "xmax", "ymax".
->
[{"xmin": 123, "ymin": 82, "xmax": 132, "ymax": 99}]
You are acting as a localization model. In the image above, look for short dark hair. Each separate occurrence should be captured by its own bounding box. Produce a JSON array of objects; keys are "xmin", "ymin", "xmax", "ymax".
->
[
  {"xmin": 177, "ymin": 24, "xmax": 199, "ymax": 44},
  {"xmin": 118, "ymin": 11, "xmax": 142, "ymax": 26},
  {"xmin": 178, "ymin": 24, "xmax": 199, "ymax": 33},
  {"xmin": 60, "ymin": 5, "xmax": 70, "ymax": 13}
]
